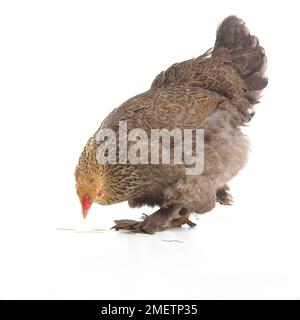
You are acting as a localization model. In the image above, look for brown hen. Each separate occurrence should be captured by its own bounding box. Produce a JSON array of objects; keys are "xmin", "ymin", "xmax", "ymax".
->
[{"xmin": 75, "ymin": 16, "xmax": 267, "ymax": 233}]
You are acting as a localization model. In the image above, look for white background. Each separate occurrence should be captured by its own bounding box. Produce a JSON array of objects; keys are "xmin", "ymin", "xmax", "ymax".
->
[{"xmin": 0, "ymin": 0, "xmax": 299, "ymax": 299}]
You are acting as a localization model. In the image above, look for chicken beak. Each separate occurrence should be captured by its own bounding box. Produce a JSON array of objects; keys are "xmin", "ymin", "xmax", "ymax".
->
[{"xmin": 82, "ymin": 208, "xmax": 89, "ymax": 219}]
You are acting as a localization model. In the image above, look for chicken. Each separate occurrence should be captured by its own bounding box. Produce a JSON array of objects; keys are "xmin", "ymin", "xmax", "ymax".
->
[{"xmin": 75, "ymin": 16, "xmax": 267, "ymax": 234}]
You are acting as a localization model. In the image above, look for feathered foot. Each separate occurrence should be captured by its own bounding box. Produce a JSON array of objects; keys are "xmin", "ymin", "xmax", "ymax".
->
[
  {"xmin": 112, "ymin": 207, "xmax": 196, "ymax": 234},
  {"xmin": 169, "ymin": 207, "xmax": 196, "ymax": 228},
  {"xmin": 216, "ymin": 185, "xmax": 233, "ymax": 205}
]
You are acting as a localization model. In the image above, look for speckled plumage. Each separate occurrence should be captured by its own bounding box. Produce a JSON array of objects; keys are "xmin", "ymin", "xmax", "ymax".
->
[{"xmin": 75, "ymin": 16, "xmax": 267, "ymax": 233}]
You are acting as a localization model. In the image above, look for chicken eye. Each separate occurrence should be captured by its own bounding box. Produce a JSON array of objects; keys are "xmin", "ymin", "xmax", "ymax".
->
[{"xmin": 97, "ymin": 191, "xmax": 103, "ymax": 197}]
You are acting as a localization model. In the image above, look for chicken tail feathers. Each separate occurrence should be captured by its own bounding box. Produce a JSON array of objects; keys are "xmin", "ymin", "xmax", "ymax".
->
[{"xmin": 213, "ymin": 16, "xmax": 268, "ymax": 105}]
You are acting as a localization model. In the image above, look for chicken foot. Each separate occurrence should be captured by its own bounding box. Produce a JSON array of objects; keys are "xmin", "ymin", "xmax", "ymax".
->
[
  {"xmin": 112, "ymin": 206, "xmax": 196, "ymax": 234},
  {"xmin": 216, "ymin": 185, "xmax": 233, "ymax": 205}
]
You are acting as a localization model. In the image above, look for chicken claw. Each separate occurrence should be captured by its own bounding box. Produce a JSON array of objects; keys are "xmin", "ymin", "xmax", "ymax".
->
[
  {"xmin": 216, "ymin": 185, "xmax": 233, "ymax": 205},
  {"xmin": 112, "ymin": 207, "xmax": 196, "ymax": 234}
]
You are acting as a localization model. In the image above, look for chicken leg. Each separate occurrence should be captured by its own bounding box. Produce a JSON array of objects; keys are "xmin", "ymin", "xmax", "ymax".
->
[
  {"xmin": 216, "ymin": 185, "xmax": 233, "ymax": 205},
  {"xmin": 112, "ymin": 206, "xmax": 196, "ymax": 234}
]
